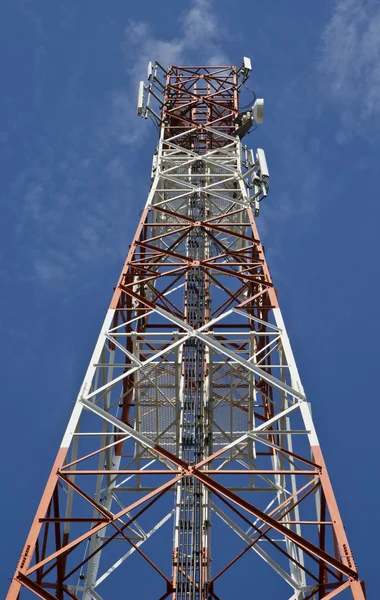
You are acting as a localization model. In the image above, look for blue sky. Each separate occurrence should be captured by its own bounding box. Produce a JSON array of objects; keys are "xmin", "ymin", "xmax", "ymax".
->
[{"xmin": 1, "ymin": 0, "xmax": 378, "ymax": 596}]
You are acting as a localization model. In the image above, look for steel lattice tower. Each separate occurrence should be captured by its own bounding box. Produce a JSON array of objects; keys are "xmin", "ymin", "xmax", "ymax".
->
[{"xmin": 7, "ymin": 61, "xmax": 365, "ymax": 600}]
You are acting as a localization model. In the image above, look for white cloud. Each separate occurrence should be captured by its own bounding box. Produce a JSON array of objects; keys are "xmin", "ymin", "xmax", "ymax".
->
[
  {"xmin": 318, "ymin": 0, "xmax": 380, "ymax": 141},
  {"xmin": 10, "ymin": 1, "xmax": 230, "ymax": 289},
  {"xmin": 108, "ymin": 0, "xmax": 230, "ymax": 147},
  {"xmin": 34, "ymin": 249, "xmax": 74, "ymax": 284},
  {"xmin": 8, "ymin": 134, "xmax": 134, "ymax": 289},
  {"xmin": 123, "ymin": 0, "xmax": 229, "ymax": 80}
]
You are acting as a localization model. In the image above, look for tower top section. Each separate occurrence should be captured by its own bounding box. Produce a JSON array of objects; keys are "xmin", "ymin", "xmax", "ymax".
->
[
  {"xmin": 137, "ymin": 58, "xmax": 264, "ymax": 141},
  {"xmin": 136, "ymin": 58, "xmax": 269, "ymax": 216}
]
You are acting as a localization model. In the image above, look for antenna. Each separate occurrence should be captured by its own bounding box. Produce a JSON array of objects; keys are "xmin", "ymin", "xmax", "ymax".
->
[
  {"xmin": 137, "ymin": 81, "xmax": 145, "ymax": 116},
  {"xmin": 147, "ymin": 61, "xmax": 153, "ymax": 80},
  {"xmin": 238, "ymin": 55, "xmax": 252, "ymax": 87},
  {"xmin": 243, "ymin": 56, "xmax": 252, "ymax": 72},
  {"xmin": 253, "ymin": 98, "xmax": 264, "ymax": 123},
  {"xmin": 256, "ymin": 148, "xmax": 269, "ymax": 179}
]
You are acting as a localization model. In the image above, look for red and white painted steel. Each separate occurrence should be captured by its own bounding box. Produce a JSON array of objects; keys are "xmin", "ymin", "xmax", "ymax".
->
[{"xmin": 7, "ymin": 62, "xmax": 365, "ymax": 600}]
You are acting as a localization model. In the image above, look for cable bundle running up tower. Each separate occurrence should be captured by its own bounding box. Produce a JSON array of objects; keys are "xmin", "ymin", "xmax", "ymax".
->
[{"xmin": 7, "ymin": 60, "xmax": 365, "ymax": 600}]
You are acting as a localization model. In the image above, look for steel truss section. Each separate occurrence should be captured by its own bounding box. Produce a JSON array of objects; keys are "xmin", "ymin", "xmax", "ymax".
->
[{"xmin": 7, "ymin": 64, "xmax": 365, "ymax": 600}]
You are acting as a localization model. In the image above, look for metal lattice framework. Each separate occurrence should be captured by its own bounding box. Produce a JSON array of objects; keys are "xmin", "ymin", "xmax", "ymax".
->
[{"xmin": 7, "ymin": 63, "xmax": 365, "ymax": 600}]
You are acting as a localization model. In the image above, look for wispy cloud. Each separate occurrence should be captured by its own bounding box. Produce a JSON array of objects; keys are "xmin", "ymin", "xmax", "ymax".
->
[
  {"xmin": 318, "ymin": 0, "xmax": 380, "ymax": 142},
  {"xmin": 17, "ymin": 0, "xmax": 46, "ymax": 109},
  {"xmin": 8, "ymin": 136, "xmax": 133, "ymax": 287},
  {"xmin": 124, "ymin": 0, "xmax": 229, "ymax": 80},
  {"xmin": 107, "ymin": 0, "xmax": 230, "ymax": 147},
  {"xmin": 7, "ymin": 1, "xmax": 230, "ymax": 290}
]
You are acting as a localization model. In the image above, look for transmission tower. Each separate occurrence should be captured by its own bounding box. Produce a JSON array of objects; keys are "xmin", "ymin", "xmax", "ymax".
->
[{"xmin": 7, "ymin": 61, "xmax": 365, "ymax": 600}]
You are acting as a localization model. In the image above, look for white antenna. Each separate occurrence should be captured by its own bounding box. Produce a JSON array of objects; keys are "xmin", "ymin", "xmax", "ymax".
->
[
  {"xmin": 243, "ymin": 56, "xmax": 252, "ymax": 72},
  {"xmin": 238, "ymin": 56, "xmax": 252, "ymax": 88},
  {"xmin": 147, "ymin": 61, "xmax": 153, "ymax": 81},
  {"xmin": 252, "ymin": 98, "xmax": 264, "ymax": 124},
  {"xmin": 137, "ymin": 81, "xmax": 145, "ymax": 116},
  {"xmin": 256, "ymin": 148, "xmax": 269, "ymax": 179}
]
